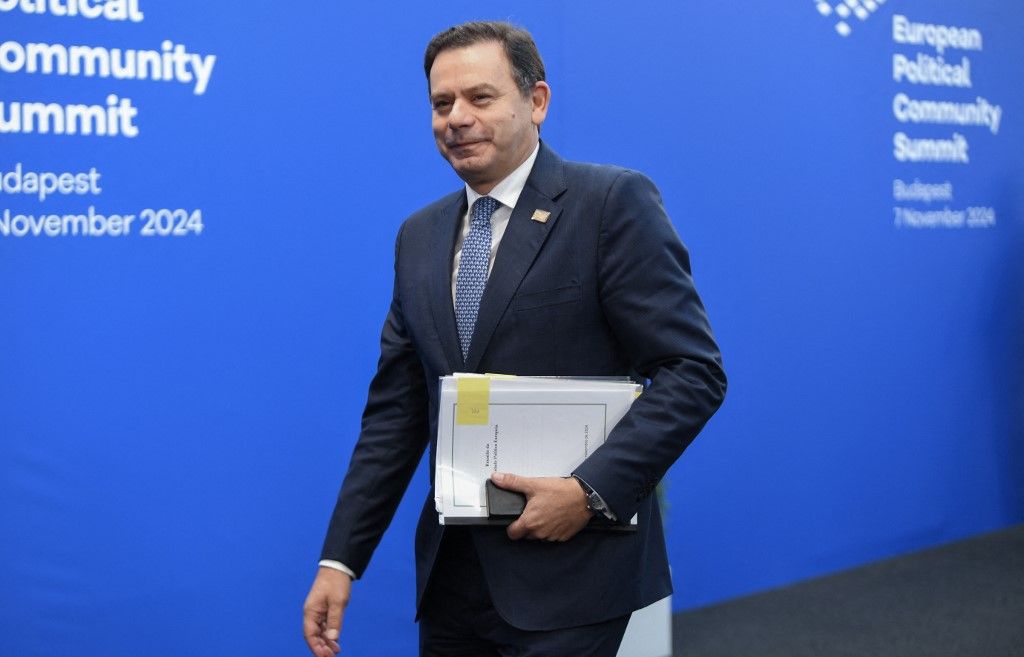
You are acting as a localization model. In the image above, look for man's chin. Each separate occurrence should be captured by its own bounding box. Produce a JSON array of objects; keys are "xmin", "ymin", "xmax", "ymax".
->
[{"xmin": 446, "ymin": 155, "xmax": 488, "ymax": 180}]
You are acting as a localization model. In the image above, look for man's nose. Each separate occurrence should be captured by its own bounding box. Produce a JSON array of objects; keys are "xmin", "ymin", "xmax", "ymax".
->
[{"xmin": 447, "ymin": 99, "xmax": 474, "ymax": 128}]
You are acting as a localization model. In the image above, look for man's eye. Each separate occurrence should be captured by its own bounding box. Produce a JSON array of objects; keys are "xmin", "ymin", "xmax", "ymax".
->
[
  {"xmin": 433, "ymin": 100, "xmax": 452, "ymax": 111},
  {"xmin": 473, "ymin": 95, "xmax": 492, "ymax": 103}
]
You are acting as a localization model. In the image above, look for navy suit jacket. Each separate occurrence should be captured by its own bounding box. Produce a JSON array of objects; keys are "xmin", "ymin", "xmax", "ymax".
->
[{"xmin": 321, "ymin": 142, "xmax": 726, "ymax": 631}]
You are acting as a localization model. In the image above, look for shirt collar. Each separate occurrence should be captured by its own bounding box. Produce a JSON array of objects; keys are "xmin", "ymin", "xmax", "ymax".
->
[{"xmin": 464, "ymin": 142, "xmax": 540, "ymax": 211}]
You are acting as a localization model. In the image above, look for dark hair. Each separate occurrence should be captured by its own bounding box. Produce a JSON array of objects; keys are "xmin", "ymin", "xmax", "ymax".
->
[{"xmin": 424, "ymin": 21, "xmax": 545, "ymax": 97}]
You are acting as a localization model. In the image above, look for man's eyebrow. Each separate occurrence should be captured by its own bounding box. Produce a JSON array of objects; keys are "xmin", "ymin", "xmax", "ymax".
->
[
  {"xmin": 430, "ymin": 83, "xmax": 500, "ymax": 103},
  {"xmin": 465, "ymin": 83, "xmax": 499, "ymax": 94}
]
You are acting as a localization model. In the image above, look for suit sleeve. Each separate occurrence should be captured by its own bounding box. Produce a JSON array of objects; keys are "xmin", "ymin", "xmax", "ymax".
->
[
  {"xmin": 319, "ymin": 222, "xmax": 431, "ymax": 577},
  {"xmin": 572, "ymin": 170, "xmax": 727, "ymax": 522}
]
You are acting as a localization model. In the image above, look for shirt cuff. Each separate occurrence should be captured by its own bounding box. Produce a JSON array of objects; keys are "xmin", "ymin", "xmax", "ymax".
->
[{"xmin": 318, "ymin": 560, "xmax": 356, "ymax": 579}]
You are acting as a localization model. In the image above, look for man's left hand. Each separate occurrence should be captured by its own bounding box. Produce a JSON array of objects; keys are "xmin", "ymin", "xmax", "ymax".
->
[{"xmin": 490, "ymin": 472, "xmax": 592, "ymax": 542}]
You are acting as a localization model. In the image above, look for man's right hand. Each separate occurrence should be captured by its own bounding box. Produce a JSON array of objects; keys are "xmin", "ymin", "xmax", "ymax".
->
[{"xmin": 302, "ymin": 567, "xmax": 352, "ymax": 657}]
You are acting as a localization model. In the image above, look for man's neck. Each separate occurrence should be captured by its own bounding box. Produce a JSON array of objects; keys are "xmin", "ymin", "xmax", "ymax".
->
[
  {"xmin": 466, "ymin": 138, "xmax": 540, "ymax": 196},
  {"xmin": 464, "ymin": 143, "xmax": 541, "ymax": 211}
]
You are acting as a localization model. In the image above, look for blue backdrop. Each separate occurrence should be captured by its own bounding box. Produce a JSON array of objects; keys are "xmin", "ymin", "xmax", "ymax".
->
[{"xmin": 2, "ymin": 1, "xmax": 1022, "ymax": 655}]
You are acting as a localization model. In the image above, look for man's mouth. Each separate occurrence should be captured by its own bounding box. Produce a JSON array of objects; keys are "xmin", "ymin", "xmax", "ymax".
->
[{"xmin": 447, "ymin": 138, "xmax": 485, "ymax": 150}]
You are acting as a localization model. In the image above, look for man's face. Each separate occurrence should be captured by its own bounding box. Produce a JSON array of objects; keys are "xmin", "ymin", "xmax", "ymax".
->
[{"xmin": 429, "ymin": 41, "xmax": 550, "ymax": 194}]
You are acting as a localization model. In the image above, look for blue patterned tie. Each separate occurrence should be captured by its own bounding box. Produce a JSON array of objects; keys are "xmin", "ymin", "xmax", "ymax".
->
[{"xmin": 455, "ymin": 196, "xmax": 499, "ymax": 360}]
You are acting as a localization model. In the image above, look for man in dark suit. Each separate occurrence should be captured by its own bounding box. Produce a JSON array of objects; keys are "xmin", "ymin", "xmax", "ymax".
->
[{"xmin": 303, "ymin": 21, "xmax": 726, "ymax": 657}]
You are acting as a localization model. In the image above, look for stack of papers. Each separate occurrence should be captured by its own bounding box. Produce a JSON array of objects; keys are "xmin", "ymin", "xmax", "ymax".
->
[{"xmin": 435, "ymin": 373, "xmax": 641, "ymax": 525}]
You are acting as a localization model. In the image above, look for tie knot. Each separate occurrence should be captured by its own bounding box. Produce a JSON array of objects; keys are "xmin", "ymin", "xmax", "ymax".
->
[{"xmin": 472, "ymin": 196, "xmax": 499, "ymax": 226}]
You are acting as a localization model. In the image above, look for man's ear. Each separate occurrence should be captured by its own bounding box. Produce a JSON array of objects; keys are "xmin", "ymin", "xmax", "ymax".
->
[{"xmin": 531, "ymin": 81, "xmax": 551, "ymax": 127}]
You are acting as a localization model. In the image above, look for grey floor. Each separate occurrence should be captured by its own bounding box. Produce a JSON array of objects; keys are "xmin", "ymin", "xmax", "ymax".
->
[{"xmin": 672, "ymin": 525, "xmax": 1024, "ymax": 657}]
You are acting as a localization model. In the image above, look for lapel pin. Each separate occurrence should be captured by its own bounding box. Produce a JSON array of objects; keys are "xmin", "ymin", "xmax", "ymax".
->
[{"xmin": 531, "ymin": 209, "xmax": 551, "ymax": 223}]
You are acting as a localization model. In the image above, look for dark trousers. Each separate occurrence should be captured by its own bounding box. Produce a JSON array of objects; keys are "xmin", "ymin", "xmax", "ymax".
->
[{"xmin": 419, "ymin": 528, "xmax": 630, "ymax": 657}]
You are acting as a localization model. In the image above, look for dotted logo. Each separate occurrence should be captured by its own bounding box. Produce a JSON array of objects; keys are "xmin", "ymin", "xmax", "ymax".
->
[{"xmin": 815, "ymin": 0, "xmax": 888, "ymax": 37}]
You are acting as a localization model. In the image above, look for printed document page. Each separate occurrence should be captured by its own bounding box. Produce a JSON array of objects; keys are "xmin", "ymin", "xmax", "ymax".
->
[{"xmin": 435, "ymin": 374, "xmax": 640, "ymax": 524}]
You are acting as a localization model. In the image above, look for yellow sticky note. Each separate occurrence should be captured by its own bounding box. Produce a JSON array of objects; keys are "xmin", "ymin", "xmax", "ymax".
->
[{"xmin": 456, "ymin": 377, "xmax": 490, "ymax": 425}]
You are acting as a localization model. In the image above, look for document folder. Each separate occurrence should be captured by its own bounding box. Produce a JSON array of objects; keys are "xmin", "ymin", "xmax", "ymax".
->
[{"xmin": 435, "ymin": 373, "xmax": 641, "ymax": 526}]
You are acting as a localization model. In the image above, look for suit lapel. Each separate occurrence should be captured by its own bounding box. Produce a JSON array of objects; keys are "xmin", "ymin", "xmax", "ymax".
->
[
  {"xmin": 428, "ymin": 193, "xmax": 467, "ymax": 373},
  {"xmin": 465, "ymin": 144, "xmax": 568, "ymax": 371}
]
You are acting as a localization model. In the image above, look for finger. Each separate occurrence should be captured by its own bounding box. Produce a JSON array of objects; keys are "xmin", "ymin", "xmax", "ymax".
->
[
  {"xmin": 506, "ymin": 516, "xmax": 529, "ymax": 540},
  {"xmin": 491, "ymin": 471, "xmax": 533, "ymax": 494},
  {"xmin": 304, "ymin": 585, "xmax": 340, "ymax": 657},
  {"xmin": 303, "ymin": 611, "xmax": 327, "ymax": 656},
  {"xmin": 325, "ymin": 596, "xmax": 345, "ymax": 647}
]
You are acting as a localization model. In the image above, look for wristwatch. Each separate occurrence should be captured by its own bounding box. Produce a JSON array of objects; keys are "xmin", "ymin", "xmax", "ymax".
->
[{"xmin": 572, "ymin": 475, "xmax": 614, "ymax": 520}]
